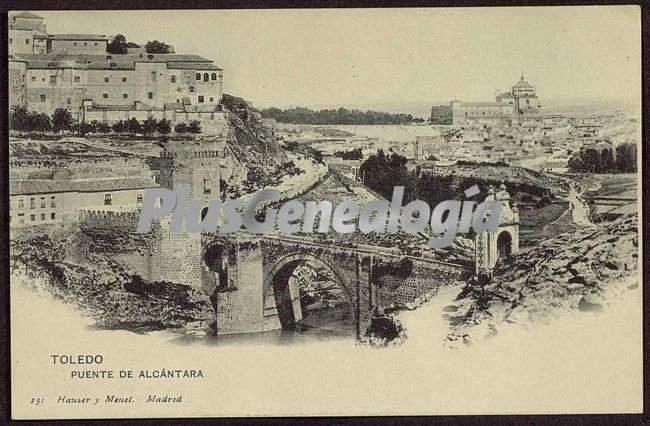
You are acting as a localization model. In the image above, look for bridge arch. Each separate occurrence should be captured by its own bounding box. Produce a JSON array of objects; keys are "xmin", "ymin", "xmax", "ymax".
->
[{"xmin": 263, "ymin": 253, "xmax": 355, "ymax": 332}]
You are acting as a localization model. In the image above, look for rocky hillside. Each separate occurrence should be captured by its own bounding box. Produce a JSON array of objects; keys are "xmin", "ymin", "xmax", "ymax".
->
[
  {"xmin": 445, "ymin": 214, "xmax": 639, "ymax": 347},
  {"xmin": 10, "ymin": 225, "xmax": 214, "ymax": 332},
  {"xmin": 222, "ymin": 93, "xmax": 289, "ymax": 185}
]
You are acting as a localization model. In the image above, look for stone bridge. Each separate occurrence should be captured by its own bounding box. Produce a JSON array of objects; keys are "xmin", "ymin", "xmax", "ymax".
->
[{"xmin": 199, "ymin": 233, "xmax": 470, "ymax": 338}]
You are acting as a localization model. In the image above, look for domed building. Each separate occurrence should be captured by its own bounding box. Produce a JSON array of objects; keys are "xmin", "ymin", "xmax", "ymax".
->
[
  {"xmin": 431, "ymin": 73, "xmax": 542, "ymax": 125},
  {"xmin": 496, "ymin": 72, "xmax": 542, "ymax": 119}
]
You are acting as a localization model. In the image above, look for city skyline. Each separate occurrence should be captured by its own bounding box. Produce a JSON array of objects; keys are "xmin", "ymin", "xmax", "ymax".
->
[{"xmin": 29, "ymin": 7, "xmax": 641, "ymax": 108}]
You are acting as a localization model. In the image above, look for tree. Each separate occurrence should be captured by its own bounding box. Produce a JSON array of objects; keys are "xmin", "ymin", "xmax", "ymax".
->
[
  {"xmin": 9, "ymin": 106, "xmax": 29, "ymax": 133},
  {"xmin": 156, "ymin": 118, "xmax": 171, "ymax": 140},
  {"xmin": 141, "ymin": 117, "xmax": 158, "ymax": 139},
  {"xmin": 127, "ymin": 117, "xmax": 142, "ymax": 137},
  {"xmin": 615, "ymin": 143, "xmax": 637, "ymax": 173},
  {"xmin": 174, "ymin": 122, "xmax": 188, "ymax": 135},
  {"xmin": 359, "ymin": 149, "xmax": 416, "ymax": 201},
  {"xmin": 87, "ymin": 120, "xmax": 101, "ymax": 134},
  {"xmin": 32, "ymin": 112, "xmax": 51, "ymax": 133},
  {"xmin": 187, "ymin": 120, "xmax": 202, "ymax": 139},
  {"xmin": 51, "ymin": 108, "xmax": 74, "ymax": 133},
  {"xmin": 97, "ymin": 121, "xmax": 111, "ymax": 134},
  {"xmin": 107, "ymin": 34, "xmax": 128, "ymax": 54},
  {"xmin": 77, "ymin": 121, "xmax": 94, "ymax": 136},
  {"xmin": 112, "ymin": 119, "xmax": 127, "ymax": 134},
  {"xmin": 145, "ymin": 40, "xmax": 171, "ymax": 54}
]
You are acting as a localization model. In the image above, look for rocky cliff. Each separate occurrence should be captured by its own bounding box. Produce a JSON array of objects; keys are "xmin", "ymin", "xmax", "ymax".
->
[
  {"xmin": 445, "ymin": 214, "xmax": 639, "ymax": 347},
  {"xmin": 222, "ymin": 93, "xmax": 289, "ymax": 185}
]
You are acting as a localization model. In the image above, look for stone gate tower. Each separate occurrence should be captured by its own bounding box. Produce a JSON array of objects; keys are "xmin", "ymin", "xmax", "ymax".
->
[
  {"xmin": 151, "ymin": 141, "xmax": 234, "ymax": 288},
  {"xmin": 475, "ymin": 184, "xmax": 520, "ymax": 274}
]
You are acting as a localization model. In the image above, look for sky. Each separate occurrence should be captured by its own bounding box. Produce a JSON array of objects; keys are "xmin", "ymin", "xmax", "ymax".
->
[{"xmin": 31, "ymin": 7, "xmax": 641, "ymax": 108}]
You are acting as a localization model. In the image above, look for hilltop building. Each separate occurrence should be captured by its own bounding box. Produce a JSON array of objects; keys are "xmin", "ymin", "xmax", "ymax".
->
[
  {"xmin": 431, "ymin": 73, "xmax": 541, "ymax": 126},
  {"xmin": 9, "ymin": 12, "xmax": 224, "ymax": 123}
]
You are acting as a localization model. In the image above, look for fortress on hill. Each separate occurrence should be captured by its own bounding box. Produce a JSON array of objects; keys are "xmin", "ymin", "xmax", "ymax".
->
[
  {"xmin": 9, "ymin": 11, "xmax": 224, "ymax": 124},
  {"xmin": 430, "ymin": 73, "xmax": 542, "ymax": 126}
]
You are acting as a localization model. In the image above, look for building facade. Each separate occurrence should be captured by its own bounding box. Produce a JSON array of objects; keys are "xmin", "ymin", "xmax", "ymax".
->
[
  {"xmin": 9, "ymin": 173, "xmax": 157, "ymax": 228},
  {"xmin": 431, "ymin": 73, "xmax": 541, "ymax": 126},
  {"xmin": 9, "ymin": 12, "xmax": 224, "ymax": 122},
  {"xmin": 10, "ymin": 52, "xmax": 224, "ymax": 121}
]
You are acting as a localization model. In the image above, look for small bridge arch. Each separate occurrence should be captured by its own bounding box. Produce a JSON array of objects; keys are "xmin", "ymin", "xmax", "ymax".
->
[{"xmin": 263, "ymin": 252, "xmax": 355, "ymax": 332}]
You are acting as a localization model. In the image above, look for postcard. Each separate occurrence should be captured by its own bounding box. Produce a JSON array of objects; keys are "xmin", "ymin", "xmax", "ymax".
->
[{"xmin": 8, "ymin": 6, "xmax": 642, "ymax": 419}]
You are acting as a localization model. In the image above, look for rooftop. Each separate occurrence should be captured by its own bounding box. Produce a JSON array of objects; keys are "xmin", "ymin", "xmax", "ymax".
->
[
  {"xmin": 10, "ymin": 177, "xmax": 158, "ymax": 196},
  {"xmin": 49, "ymin": 33, "xmax": 108, "ymax": 41},
  {"xmin": 13, "ymin": 11, "xmax": 44, "ymax": 19},
  {"xmin": 14, "ymin": 52, "xmax": 221, "ymax": 71},
  {"xmin": 9, "ymin": 23, "xmax": 36, "ymax": 31}
]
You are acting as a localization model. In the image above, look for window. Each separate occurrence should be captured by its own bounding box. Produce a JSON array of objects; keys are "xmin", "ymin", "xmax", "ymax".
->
[
  {"xmin": 151, "ymin": 71, "xmax": 156, "ymax": 81},
  {"xmin": 136, "ymin": 194, "xmax": 143, "ymax": 204},
  {"xmin": 40, "ymin": 94, "xmax": 46, "ymax": 102},
  {"xmin": 203, "ymin": 73, "xmax": 209, "ymax": 82},
  {"xmin": 148, "ymin": 92, "xmax": 153, "ymax": 99},
  {"xmin": 196, "ymin": 73, "xmax": 201, "ymax": 81},
  {"xmin": 198, "ymin": 95, "xmax": 204, "ymax": 103},
  {"xmin": 74, "ymin": 42, "xmax": 78, "ymax": 46},
  {"xmin": 203, "ymin": 179, "xmax": 212, "ymax": 195},
  {"xmin": 18, "ymin": 198, "xmax": 24, "ymax": 209},
  {"xmin": 31, "ymin": 76, "xmax": 36, "ymax": 82},
  {"xmin": 211, "ymin": 73, "xmax": 217, "ymax": 80},
  {"xmin": 84, "ymin": 42, "xmax": 87, "ymax": 46},
  {"xmin": 9, "ymin": 38, "xmax": 12, "ymax": 44},
  {"xmin": 66, "ymin": 98, "xmax": 72, "ymax": 105},
  {"xmin": 103, "ymin": 93, "xmax": 108, "ymax": 99},
  {"xmin": 94, "ymin": 42, "xmax": 98, "ymax": 46},
  {"xmin": 25, "ymin": 39, "xmax": 30, "ymax": 45},
  {"xmin": 50, "ymin": 196, "xmax": 56, "ymax": 208},
  {"xmin": 104, "ymin": 194, "xmax": 112, "ymax": 205},
  {"xmin": 18, "ymin": 213, "xmax": 25, "ymax": 224},
  {"xmin": 170, "ymin": 75, "xmax": 176, "ymax": 83},
  {"xmin": 40, "ymin": 197, "xmax": 45, "ymax": 208},
  {"xmin": 41, "ymin": 213, "xmax": 46, "ymax": 221},
  {"xmin": 209, "ymin": 97, "xmax": 214, "ymax": 103},
  {"xmin": 123, "ymin": 93, "xmax": 128, "ymax": 99},
  {"xmin": 51, "ymin": 213, "xmax": 56, "ymax": 220},
  {"xmin": 122, "ymin": 77, "xmax": 127, "ymax": 82},
  {"xmin": 30, "ymin": 198, "xmax": 35, "ymax": 209},
  {"xmin": 104, "ymin": 77, "xmax": 109, "ymax": 82},
  {"xmin": 74, "ymin": 76, "xmax": 80, "ymax": 82},
  {"xmin": 189, "ymin": 87, "xmax": 195, "ymax": 93},
  {"xmin": 30, "ymin": 214, "xmax": 35, "ymax": 222}
]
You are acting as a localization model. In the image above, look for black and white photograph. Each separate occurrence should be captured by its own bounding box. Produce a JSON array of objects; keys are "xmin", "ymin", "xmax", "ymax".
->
[{"xmin": 5, "ymin": 5, "xmax": 643, "ymax": 419}]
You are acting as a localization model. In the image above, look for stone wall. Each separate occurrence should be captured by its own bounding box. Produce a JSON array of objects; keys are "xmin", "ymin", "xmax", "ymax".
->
[
  {"xmin": 79, "ymin": 209, "xmax": 141, "ymax": 229},
  {"xmin": 375, "ymin": 259, "xmax": 468, "ymax": 307},
  {"xmin": 149, "ymin": 217, "xmax": 202, "ymax": 288}
]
